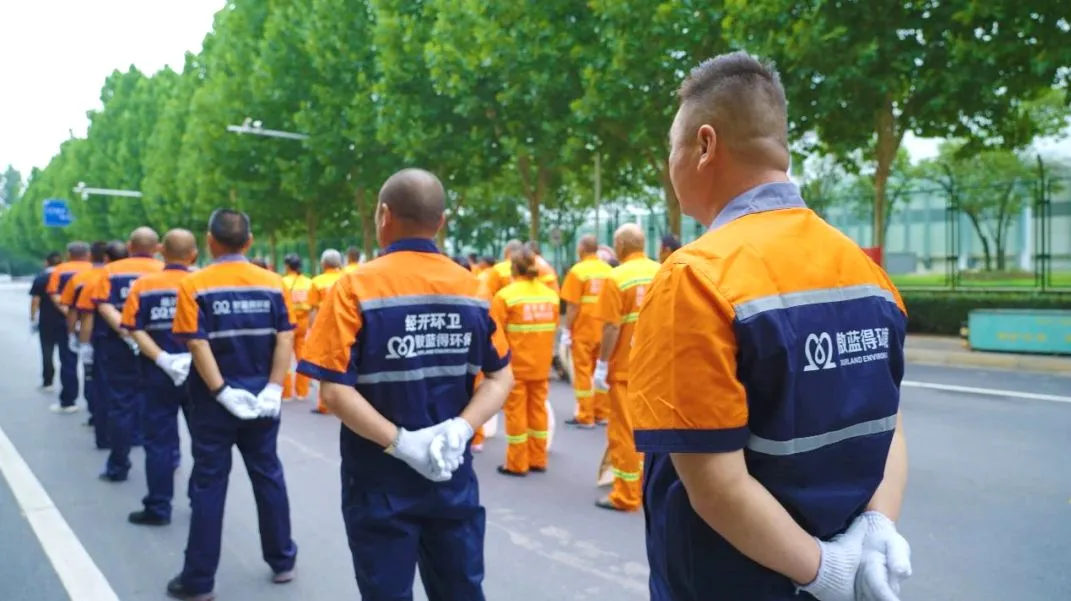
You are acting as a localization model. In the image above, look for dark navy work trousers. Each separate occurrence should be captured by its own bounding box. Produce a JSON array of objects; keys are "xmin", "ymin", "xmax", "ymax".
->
[
  {"xmin": 99, "ymin": 339, "xmax": 144, "ymax": 479},
  {"xmin": 140, "ymin": 367, "xmax": 188, "ymax": 520}
]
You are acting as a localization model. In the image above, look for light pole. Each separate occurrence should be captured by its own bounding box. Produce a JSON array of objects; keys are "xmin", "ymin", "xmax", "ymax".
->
[
  {"xmin": 225, "ymin": 117, "xmax": 309, "ymax": 141},
  {"xmin": 72, "ymin": 182, "xmax": 143, "ymax": 200}
]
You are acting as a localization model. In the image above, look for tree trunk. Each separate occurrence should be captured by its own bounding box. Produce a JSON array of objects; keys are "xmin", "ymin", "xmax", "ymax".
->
[
  {"xmin": 516, "ymin": 154, "xmax": 542, "ymax": 242},
  {"xmin": 964, "ymin": 212, "xmax": 991, "ymax": 271},
  {"xmin": 305, "ymin": 205, "xmax": 318, "ymax": 275},
  {"xmin": 356, "ymin": 187, "xmax": 375, "ymax": 259},
  {"xmin": 268, "ymin": 231, "xmax": 278, "ymax": 271},
  {"xmin": 872, "ymin": 98, "xmax": 902, "ymax": 262},
  {"xmin": 661, "ymin": 164, "xmax": 681, "ymax": 237}
]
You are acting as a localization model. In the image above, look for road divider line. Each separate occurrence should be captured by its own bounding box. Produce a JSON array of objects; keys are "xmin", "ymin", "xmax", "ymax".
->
[
  {"xmin": 902, "ymin": 380, "xmax": 1071, "ymax": 404},
  {"xmin": 0, "ymin": 424, "xmax": 120, "ymax": 601}
]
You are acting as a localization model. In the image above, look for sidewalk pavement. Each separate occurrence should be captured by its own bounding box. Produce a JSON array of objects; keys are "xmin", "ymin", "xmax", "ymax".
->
[{"xmin": 906, "ymin": 334, "xmax": 1071, "ymax": 375}]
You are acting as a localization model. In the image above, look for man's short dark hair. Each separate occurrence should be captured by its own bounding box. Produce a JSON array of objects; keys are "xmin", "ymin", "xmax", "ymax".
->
[
  {"xmin": 346, "ymin": 246, "xmax": 360, "ymax": 260},
  {"xmin": 661, "ymin": 234, "xmax": 681, "ymax": 252},
  {"xmin": 45, "ymin": 251, "xmax": 62, "ymax": 266},
  {"xmin": 90, "ymin": 241, "xmax": 108, "ymax": 263},
  {"xmin": 208, "ymin": 209, "xmax": 251, "ymax": 251},
  {"xmin": 284, "ymin": 253, "xmax": 302, "ymax": 271},
  {"xmin": 106, "ymin": 240, "xmax": 128, "ymax": 261},
  {"xmin": 66, "ymin": 241, "xmax": 90, "ymax": 259},
  {"xmin": 678, "ymin": 51, "xmax": 789, "ymax": 161}
]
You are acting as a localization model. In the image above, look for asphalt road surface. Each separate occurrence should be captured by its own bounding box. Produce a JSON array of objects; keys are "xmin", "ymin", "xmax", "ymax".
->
[{"xmin": 1, "ymin": 282, "xmax": 1069, "ymax": 601}]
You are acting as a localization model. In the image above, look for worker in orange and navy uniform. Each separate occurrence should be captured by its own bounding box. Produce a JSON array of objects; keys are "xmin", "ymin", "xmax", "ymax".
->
[
  {"xmin": 58, "ymin": 241, "xmax": 108, "ymax": 430},
  {"xmin": 628, "ymin": 52, "xmax": 911, "ymax": 601},
  {"xmin": 479, "ymin": 239, "xmax": 523, "ymax": 298},
  {"xmin": 559, "ymin": 234, "xmax": 612, "ymax": 429},
  {"xmin": 30, "ymin": 252, "xmax": 64, "ymax": 393},
  {"xmin": 121, "ymin": 229, "xmax": 198, "ymax": 527},
  {"xmin": 81, "ymin": 228, "xmax": 164, "ymax": 482},
  {"xmin": 306, "ymin": 248, "xmax": 345, "ymax": 414},
  {"xmin": 168, "ymin": 208, "xmax": 297, "ymax": 600},
  {"xmin": 298, "ymin": 168, "xmax": 512, "ymax": 601},
  {"xmin": 343, "ymin": 246, "xmax": 362, "ymax": 274},
  {"xmin": 591, "ymin": 223, "xmax": 659, "ymax": 512},
  {"xmin": 490, "ymin": 247, "xmax": 559, "ymax": 476},
  {"xmin": 45, "ymin": 240, "xmax": 94, "ymax": 413},
  {"xmin": 525, "ymin": 241, "xmax": 560, "ymax": 293},
  {"xmin": 281, "ymin": 254, "xmax": 313, "ymax": 401}
]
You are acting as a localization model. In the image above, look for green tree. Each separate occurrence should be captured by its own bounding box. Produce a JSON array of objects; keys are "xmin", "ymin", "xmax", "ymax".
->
[
  {"xmin": 725, "ymin": 0, "xmax": 1071, "ymax": 257},
  {"xmin": 0, "ymin": 165, "xmax": 21, "ymax": 206}
]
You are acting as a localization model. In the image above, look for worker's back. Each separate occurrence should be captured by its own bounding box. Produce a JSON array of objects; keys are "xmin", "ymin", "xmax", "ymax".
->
[
  {"xmin": 632, "ymin": 198, "xmax": 907, "ymax": 598},
  {"xmin": 492, "ymin": 278, "xmax": 559, "ymax": 381}
]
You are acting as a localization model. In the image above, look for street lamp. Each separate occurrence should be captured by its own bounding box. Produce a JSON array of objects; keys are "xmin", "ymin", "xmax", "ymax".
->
[
  {"xmin": 72, "ymin": 182, "xmax": 143, "ymax": 201},
  {"xmin": 225, "ymin": 117, "xmax": 309, "ymax": 141}
]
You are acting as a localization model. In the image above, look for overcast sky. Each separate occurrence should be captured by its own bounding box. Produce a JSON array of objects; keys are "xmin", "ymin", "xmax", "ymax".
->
[{"xmin": 1, "ymin": 1, "xmax": 1067, "ymax": 182}]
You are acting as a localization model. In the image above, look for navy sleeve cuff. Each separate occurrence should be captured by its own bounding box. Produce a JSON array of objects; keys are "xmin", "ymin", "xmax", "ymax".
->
[
  {"xmin": 173, "ymin": 331, "xmax": 208, "ymax": 341},
  {"xmin": 634, "ymin": 426, "xmax": 750, "ymax": 454},
  {"xmin": 482, "ymin": 350, "xmax": 511, "ymax": 375},
  {"xmin": 277, "ymin": 321, "xmax": 295, "ymax": 333},
  {"xmin": 297, "ymin": 360, "xmax": 357, "ymax": 386}
]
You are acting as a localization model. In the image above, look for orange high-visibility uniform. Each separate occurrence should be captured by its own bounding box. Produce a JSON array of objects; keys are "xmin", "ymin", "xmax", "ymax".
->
[
  {"xmin": 281, "ymin": 271, "xmax": 314, "ymax": 399},
  {"xmin": 560, "ymin": 254, "xmax": 612, "ymax": 425},
  {"xmin": 534, "ymin": 255, "xmax": 560, "ymax": 293},
  {"xmin": 308, "ymin": 267, "xmax": 344, "ymax": 412},
  {"xmin": 592, "ymin": 252, "xmax": 660, "ymax": 510},
  {"xmin": 490, "ymin": 277, "xmax": 559, "ymax": 473},
  {"xmin": 480, "ymin": 259, "xmax": 512, "ymax": 299}
]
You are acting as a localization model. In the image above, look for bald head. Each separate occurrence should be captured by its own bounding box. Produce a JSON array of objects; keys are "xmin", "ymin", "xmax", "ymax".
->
[
  {"xmin": 577, "ymin": 234, "xmax": 598, "ymax": 256},
  {"xmin": 162, "ymin": 229, "xmax": 197, "ymax": 263},
  {"xmin": 614, "ymin": 223, "xmax": 645, "ymax": 256},
  {"xmin": 129, "ymin": 227, "xmax": 159, "ymax": 255},
  {"xmin": 321, "ymin": 249, "xmax": 342, "ymax": 268},
  {"xmin": 677, "ymin": 51, "xmax": 789, "ymax": 169},
  {"xmin": 379, "ymin": 168, "xmax": 446, "ymax": 231},
  {"xmin": 503, "ymin": 239, "xmax": 523, "ymax": 260}
]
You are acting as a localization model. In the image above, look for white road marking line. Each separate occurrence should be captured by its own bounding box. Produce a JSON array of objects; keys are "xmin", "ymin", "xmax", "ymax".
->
[
  {"xmin": 902, "ymin": 380, "xmax": 1071, "ymax": 404},
  {"xmin": 0, "ymin": 424, "xmax": 120, "ymax": 601}
]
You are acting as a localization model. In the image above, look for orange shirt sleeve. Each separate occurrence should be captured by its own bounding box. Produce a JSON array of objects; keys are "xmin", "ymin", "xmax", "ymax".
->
[
  {"xmin": 46, "ymin": 268, "xmax": 63, "ymax": 295},
  {"xmin": 172, "ymin": 277, "xmax": 205, "ymax": 339},
  {"xmin": 76, "ymin": 274, "xmax": 101, "ymax": 312},
  {"xmin": 307, "ymin": 281, "xmax": 323, "ymax": 309},
  {"xmin": 484, "ymin": 293, "xmax": 511, "ymax": 373},
  {"xmin": 298, "ymin": 276, "xmax": 362, "ymax": 385},
  {"xmin": 277, "ymin": 278, "xmax": 297, "ymax": 330},
  {"xmin": 592, "ymin": 278, "xmax": 623, "ymax": 324},
  {"xmin": 629, "ymin": 261, "xmax": 749, "ymax": 453},
  {"xmin": 121, "ymin": 280, "xmax": 142, "ymax": 330},
  {"xmin": 59, "ymin": 273, "xmax": 80, "ymax": 307},
  {"xmin": 560, "ymin": 269, "xmax": 583, "ymax": 305},
  {"xmin": 90, "ymin": 272, "xmax": 113, "ymax": 306}
]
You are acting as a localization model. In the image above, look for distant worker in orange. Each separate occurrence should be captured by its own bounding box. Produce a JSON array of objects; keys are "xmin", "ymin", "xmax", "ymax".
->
[
  {"xmin": 480, "ymin": 239, "xmax": 524, "ymax": 298},
  {"xmin": 490, "ymin": 246, "xmax": 560, "ymax": 476},
  {"xmin": 343, "ymin": 246, "xmax": 362, "ymax": 274},
  {"xmin": 592, "ymin": 223, "xmax": 660, "ymax": 511},
  {"xmin": 306, "ymin": 248, "xmax": 345, "ymax": 414},
  {"xmin": 526, "ymin": 241, "xmax": 560, "ymax": 293},
  {"xmin": 560, "ymin": 234, "xmax": 612, "ymax": 429},
  {"xmin": 281, "ymin": 254, "xmax": 313, "ymax": 401}
]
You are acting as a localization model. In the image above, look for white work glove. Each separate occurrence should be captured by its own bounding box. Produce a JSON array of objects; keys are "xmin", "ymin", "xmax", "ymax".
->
[
  {"xmin": 215, "ymin": 386, "xmax": 261, "ymax": 420},
  {"xmin": 856, "ymin": 512, "xmax": 912, "ymax": 601},
  {"xmin": 68, "ymin": 333, "xmax": 80, "ymax": 353},
  {"xmin": 798, "ymin": 516, "xmax": 867, "ymax": 601},
  {"xmin": 593, "ymin": 359, "xmax": 609, "ymax": 391},
  {"xmin": 123, "ymin": 335, "xmax": 140, "ymax": 356},
  {"xmin": 154, "ymin": 352, "xmax": 193, "ymax": 387},
  {"xmin": 387, "ymin": 423, "xmax": 453, "ymax": 482},
  {"xmin": 560, "ymin": 329, "xmax": 572, "ymax": 348},
  {"xmin": 256, "ymin": 383, "xmax": 284, "ymax": 419},
  {"xmin": 429, "ymin": 417, "xmax": 475, "ymax": 473},
  {"xmin": 78, "ymin": 343, "xmax": 94, "ymax": 366}
]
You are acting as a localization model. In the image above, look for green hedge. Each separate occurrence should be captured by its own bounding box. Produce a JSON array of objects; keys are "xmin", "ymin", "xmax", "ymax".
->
[{"xmin": 901, "ymin": 291, "xmax": 1071, "ymax": 335}]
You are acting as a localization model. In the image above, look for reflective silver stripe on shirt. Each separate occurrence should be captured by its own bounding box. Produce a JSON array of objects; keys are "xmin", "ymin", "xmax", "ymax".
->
[
  {"xmin": 137, "ymin": 288, "xmax": 178, "ymax": 298},
  {"xmin": 206, "ymin": 327, "xmax": 277, "ymax": 339},
  {"xmin": 144, "ymin": 323, "xmax": 174, "ymax": 331},
  {"xmin": 356, "ymin": 363, "xmax": 481, "ymax": 384},
  {"xmin": 194, "ymin": 286, "xmax": 281, "ymax": 298},
  {"xmin": 747, "ymin": 414, "xmax": 897, "ymax": 456},
  {"xmin": 733, "ymin": 285, "xmax": 897, "ymax": 321},
  {"xmin": 359, "ymin": 294, "xmax": 489, "ymax": 311}
]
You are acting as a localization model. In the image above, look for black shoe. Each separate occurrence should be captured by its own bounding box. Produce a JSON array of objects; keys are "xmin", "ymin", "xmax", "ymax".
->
[
  {"xmin": 565, "ymin": 418, "xmax": 595, "ymax": 429},
  {"xmin": 98, "ymin": 472, "xmax": 127, "ymax": 483},
  {"xmin": 497, "ymin": 465, "xmax": 527, "ymax": 477},
  {"xmin": 128, "ymin": 510, "xmax": 170, "ymax": 526},
  {"xmin": 166, "ymin": 575, "xmax": 215, "ymax": 601},
  {"xmin": 529, "ymin": 466, "xmax": 547, "ymax": 473}
]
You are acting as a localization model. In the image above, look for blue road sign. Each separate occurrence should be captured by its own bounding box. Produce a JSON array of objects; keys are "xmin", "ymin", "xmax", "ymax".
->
[{"xmin": 42, "ymin": 198, "xmax": 73, "ymax": 228}]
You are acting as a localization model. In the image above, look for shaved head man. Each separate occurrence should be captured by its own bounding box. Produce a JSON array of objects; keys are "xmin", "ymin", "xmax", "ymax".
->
[
  {"xmin": 161, "ymin": 229, "xmax": 198, "ymax": 265},
  {"xmin": 375, "ymin": 168, "xmax": 447, "ymax": 246},
  {"xmin": 503, "ymin": 239, "xmax": 523, "ymax": 260},
  {"xmin": 577, "ymin": 234, "xmax": 598, "ymax": 257},
  {"xmin": 129, "ymin": 227, "xmax": 160, "ymax": 257},
  {"xmin": 669, "ymin": 51, "xmax": 791, "ymax": 228},
  {"xmin": 612, "ymin": 223, "xmax": 645, "ymax": 259}
]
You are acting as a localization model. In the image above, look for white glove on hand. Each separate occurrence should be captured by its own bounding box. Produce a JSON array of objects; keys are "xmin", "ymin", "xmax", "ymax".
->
[
  {"xmin": 593, "ymin": 359, "xmax": 609, "ymax": 392},
  {"xmin": 68, "ymin": 333, "xmax": 80, "ymax": 353},
  {"xmin": 78, "ymin": 343, "xmax": 94, "ymax": 366},
  {"xmin": 215, "ymin": 386, "xmax": 261, "ymax": 420},
  {"xmin": 123, "ymin": 336, "xmax": 140, "ymax": 356},
  {"xmin": 388, "ymin": 423, "xmax": 453, "ymax": 482},
  {"xmin": 560, "ymin": 329, "xmax": 572, "ymax": 348},
  {"xmin": 856, "ymin": 512, "xmax": 912, "ymax": 601},
  {"xmin": 798, "ymin": 516, "xmax": 868, "ymax": 601},
  {"xmin": 430, "ymin": 417, "xmax": 475, "ymax": 473},
  {"xmin": 256, "ymin": 383, "xmax": 284, "ymax": 419},
  {"xmin": 154, "ymin": 352, "xmax": 193, "ymax": 387},
  {"xmin": 31, "ymin": 320, "xmax": 39, "ymax": 334}
]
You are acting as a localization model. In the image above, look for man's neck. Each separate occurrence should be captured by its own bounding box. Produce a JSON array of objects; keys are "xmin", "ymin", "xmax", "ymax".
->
[{"xmin": 703, "ymin": 169, "xmax": 791, "ymax": 227}]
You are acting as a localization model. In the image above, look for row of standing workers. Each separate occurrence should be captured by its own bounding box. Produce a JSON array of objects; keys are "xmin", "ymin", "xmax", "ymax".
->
[{"xmin": 23, "ymin": 51, "xmax": 916, "ymax": 601}]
